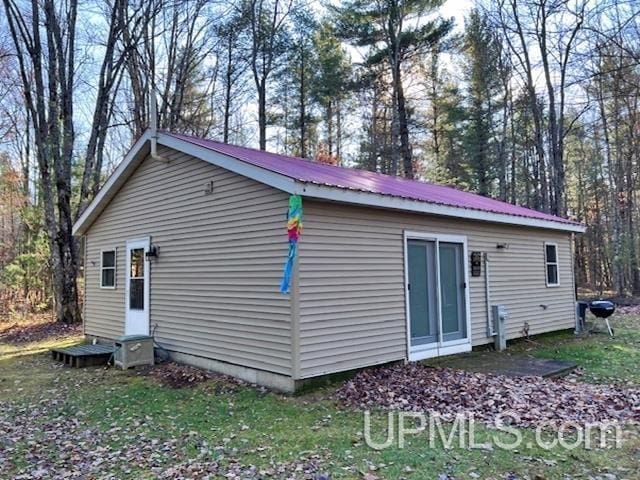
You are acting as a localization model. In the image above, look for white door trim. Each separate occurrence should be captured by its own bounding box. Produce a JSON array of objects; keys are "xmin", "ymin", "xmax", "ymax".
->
[
  {"xmin": 125, "ymin": 236, "xmax": 151, "ymax": 335},
  {"xmin": 404, "ymin": 230, "xmax": 472, "ymax": 361}
]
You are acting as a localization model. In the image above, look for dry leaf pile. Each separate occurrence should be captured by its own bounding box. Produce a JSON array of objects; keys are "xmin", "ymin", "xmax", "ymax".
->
[
  {"xmin": 614, "ymin": 304, "xmax": 640, "ymax": 315},
  {"xmin": 144, "ymin": 362, "xmax": 219, "ymax": 389},
  {"xmin": 0, "ymin": 318, "xmax": 81, "ymax": 344},
  {"xmin": 336, "ymin": 363, "xmax": 640, "ymax": 428}
]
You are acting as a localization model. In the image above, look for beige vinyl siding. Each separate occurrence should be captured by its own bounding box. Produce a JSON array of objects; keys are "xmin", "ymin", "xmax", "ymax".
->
[
  {"xmin": 297, "ymin": 200, "xmax": 576, "ymax": 378},
  {"xmin": 84, "ymin": 146, "xmax": 292, "ymax": 375}
]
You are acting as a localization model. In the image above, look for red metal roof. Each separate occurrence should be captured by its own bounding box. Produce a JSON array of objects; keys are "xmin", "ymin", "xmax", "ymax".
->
[{"xmin": 167, "ymin": 132, "xmax": 580, "ymax": 227}]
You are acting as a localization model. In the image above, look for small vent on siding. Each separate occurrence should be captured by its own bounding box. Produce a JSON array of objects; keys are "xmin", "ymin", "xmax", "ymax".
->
[{"xmin": 204, "ymin": 180, "xmax": 214, "ymax": 195}]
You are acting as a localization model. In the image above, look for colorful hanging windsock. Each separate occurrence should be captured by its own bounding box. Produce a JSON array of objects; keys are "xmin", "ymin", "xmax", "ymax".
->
[{"xmin": 280, "ymin": 195, "xmax": 303, "ymax": 293}]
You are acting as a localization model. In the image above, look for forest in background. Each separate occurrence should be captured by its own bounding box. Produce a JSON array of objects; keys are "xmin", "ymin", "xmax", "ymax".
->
[{"xmin": 0, "ymin": 0, "xmax": 639, "ymax": 322}]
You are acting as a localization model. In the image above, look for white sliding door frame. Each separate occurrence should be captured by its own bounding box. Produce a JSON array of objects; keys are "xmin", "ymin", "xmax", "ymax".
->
[{"xmin": 403, "ymin": 230, "xmax": 472, "ymax": 361}]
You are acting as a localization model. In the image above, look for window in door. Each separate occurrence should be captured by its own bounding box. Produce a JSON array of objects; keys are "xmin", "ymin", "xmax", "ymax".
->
[
  {"xmin": 438, "ymin": 242, "xmax": 467, "ymax": 342},
  {"xmin": 129, "ymin": 248, "xmax": 145, "ymax": 309},
  {"xmin": 407, "ymin": 240, "xmax": 438, "ymax": 346}
]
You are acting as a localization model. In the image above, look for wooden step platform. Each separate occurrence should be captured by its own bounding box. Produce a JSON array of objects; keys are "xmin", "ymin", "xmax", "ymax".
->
[{"xmin": 51, "ymin": 343, "xmax": 114, "ymax": 368}]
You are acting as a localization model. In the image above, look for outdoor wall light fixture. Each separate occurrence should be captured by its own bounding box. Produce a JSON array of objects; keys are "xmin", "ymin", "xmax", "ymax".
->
[
  {"xmin": 145, "ymin": 245, "xmax": 159, "ymax": 260},
  {"xmin": 496, "ymin": 243, "xmax": 509, "ymax": 250}
]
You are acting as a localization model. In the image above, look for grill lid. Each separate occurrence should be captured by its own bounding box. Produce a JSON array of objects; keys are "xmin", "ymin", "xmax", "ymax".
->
[{"xmin": 589, "ymin": 300, "xmax": 615, "ymax": 319}]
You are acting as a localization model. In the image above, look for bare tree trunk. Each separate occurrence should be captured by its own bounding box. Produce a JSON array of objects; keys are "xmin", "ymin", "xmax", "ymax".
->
[
  {"xmin": 326, "ymin": 101, "xmax": 333, "ymax": 155},
  {"xmin": 427, "ymin": 50, "xmax": 441, "ymax": 172},
  {"xmin": 395, "ymin": 66, "xmax": 413, "ymax": 178},
  {"xmin": 3, "ymin": 0, "xmax": 81, "ymax": 323},
  {"xmin": 502, "ymin": 0, "xmax": 548, "ymax": 211},
  {"xmin": 336, "ymin": 98, "xmax": 343, "ymax": 162},
  {"xmin": 536, "ymin": 1, "xmax": 583, "ymax": 216},
  {"xmin": 298, "ymin": 41, "xmax": 306, "ymax": 157},
  {"xmin": 387, "ymin": 36, "xmax": 412, "ymax": 177},
  {"xmin": 497, "ymin": 80, "xmax": 509, "ymax": 201},
  {"xmin": 509, "ymin": 94, "xmax": 517, "ymax": 204},
  {"xmin": 257, "ymin": 78, "xmax": 267, "ymax": 150},
  {"xmin": 247, "ymin": 0, "xmax": 292, "ymax": 151},
  {"xmin": 625, "ymin": 94, "xmax": 640, "ymax": 294},
  {"xmin": 77, "ymin": 0, "xmax": 128, "ymax": 217},
  {"xmin": 537, "ymin": 2, "xmax": 561, "ymax": 214},
  {"xmin": 596, "ymin": 63, "xmax": 624, "ymax": 295},
  {"xmin": 223, "ymin": 33, "xmax": 234, "ymax": 143}
]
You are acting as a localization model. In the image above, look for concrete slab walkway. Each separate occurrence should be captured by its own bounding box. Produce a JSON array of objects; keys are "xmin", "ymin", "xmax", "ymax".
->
[{"xmin": 427, "ymin": 351, "xmax": 577, "ymax": 378}]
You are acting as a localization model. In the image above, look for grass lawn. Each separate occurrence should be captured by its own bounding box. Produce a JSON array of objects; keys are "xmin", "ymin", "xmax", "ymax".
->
[
  {"xmin": 512, "ymin": 315, "xmax": 640, "ymax": 386},
  {"xmin": 1, "ymin": 317, "xmax": 639, "ymax": 479}
]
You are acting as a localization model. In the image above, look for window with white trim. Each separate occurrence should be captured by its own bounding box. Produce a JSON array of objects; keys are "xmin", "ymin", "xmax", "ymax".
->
[
  {"xmin": 100, "ymin": 249, "xmax": 116, "ymax": 288},
  {"xmin": 544, "ymin": 243, "xmax": 559, "ymax": 286}
]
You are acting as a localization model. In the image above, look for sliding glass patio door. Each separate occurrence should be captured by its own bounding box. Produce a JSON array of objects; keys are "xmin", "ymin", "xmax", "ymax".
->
[
  {"xmin": 406, "ymin": 234, "xmax": 469, "ymax": 360},
  {"xmin": 407, "ymin": 240, "xmax": 438, "ymax": 346},
  {"xmin": 438, "ymin": 242, "xmax": 467, "ymax": 343}
]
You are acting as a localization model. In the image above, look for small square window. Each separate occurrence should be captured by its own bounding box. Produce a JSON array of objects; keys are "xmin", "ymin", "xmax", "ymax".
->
[
  {"xmin": 544, "ymin": 243, "xmax": 559, "ymax": 287},
  {"xmin": 100, "ymin": 249, "xmax": 116, "ymax": 288}
]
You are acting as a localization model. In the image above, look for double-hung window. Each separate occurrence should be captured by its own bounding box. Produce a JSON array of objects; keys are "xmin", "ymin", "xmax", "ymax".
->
[
  {"xmin": 544, "ymin": 243, "xmax": 559, "ymax": 287},
  {"xmin": 100, "ymin": 249, "xmax": 116, "ymax": 288}
]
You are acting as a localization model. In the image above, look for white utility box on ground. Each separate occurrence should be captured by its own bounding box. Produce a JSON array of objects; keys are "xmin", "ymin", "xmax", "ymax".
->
[{"xmin": 113, "ymin": 335, "xmax": 155, "ymax": 369}]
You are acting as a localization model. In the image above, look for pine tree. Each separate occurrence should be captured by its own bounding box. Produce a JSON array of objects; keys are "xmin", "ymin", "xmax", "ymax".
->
[
  {"xmin": 334, "ymin": 0, "xmax": 453, "ymax": 178},
  {"xmin": 272, "ymin": 9, "xmax": 318, "ymax": 158},
  {"xmin": 244, "ymin": 0, "xmax": 295, "ymax": 150},
  {"xmin": 461, "ymin": 10, "xmax": 504, "ymax": 197},
  {"xmin": 420, "ymin": 48, "xmax": 468, "ymax": 188},
  {"xmin": 311, "ymin": 21, "xmax": 352, "ymax": 162}
]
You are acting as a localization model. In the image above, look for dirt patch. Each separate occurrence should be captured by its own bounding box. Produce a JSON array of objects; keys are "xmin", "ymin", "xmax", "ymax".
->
[
  {"xmin": 142, "ymin": 362, "xmax": 238, "ymax": 389},
  {"xmin": 335, "ymin": 363, "xmax": 640, "ymax": 428},
  {"xmin": 0, "ymin": 317, "xmax": 81, "ymax": 345}
]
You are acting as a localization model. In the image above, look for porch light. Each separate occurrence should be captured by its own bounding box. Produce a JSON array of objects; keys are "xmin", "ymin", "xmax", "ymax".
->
[{"xmin": 145, "ymin": 245, "xmax": 159, "ymax": 260}]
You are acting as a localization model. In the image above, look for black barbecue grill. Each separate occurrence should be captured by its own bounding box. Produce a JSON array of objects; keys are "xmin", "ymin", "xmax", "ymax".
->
[{"xmin": 588, "ymin": 300, "xmax": 616, "ymax": 337}]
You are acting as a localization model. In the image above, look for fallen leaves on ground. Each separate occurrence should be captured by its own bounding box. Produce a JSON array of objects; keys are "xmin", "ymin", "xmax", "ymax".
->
[
  {"xmin": 158, "ymin": 456, "xmax": 328, "ymax": 479},
  {"xmin": 0, "ymin": 317, "xmax": 81, "ymax": 344},
  {"xmin": 335, "ymin": 363, "xmax": 640, "ymax": 428},
  {"xmin": 0, "ymin": 356, "xmax": 330, "ymax": 479},
  {"xmin": 613, "ymin": 305, "xmax": 640, "ymax": 315},
  {"xmin": 142, "ymin": 361, "xmax": 219, "ymax": 389}
]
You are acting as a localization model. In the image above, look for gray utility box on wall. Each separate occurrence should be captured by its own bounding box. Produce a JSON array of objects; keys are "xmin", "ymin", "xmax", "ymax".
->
[
  {"xmin": 113, "ymin": 335, "xmax": 155, "ymax": 369},
  {"xmin": 492, "ymin": 305, "xmax": 508, "ymax": 352}
]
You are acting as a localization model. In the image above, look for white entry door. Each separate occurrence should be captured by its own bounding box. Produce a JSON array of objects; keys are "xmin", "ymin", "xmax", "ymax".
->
[{"xmin": 125, "ymin": 237, "xmax": 150, "ymax": 335}]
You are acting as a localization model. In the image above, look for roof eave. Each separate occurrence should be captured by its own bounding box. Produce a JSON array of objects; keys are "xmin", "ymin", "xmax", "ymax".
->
[
  {"xmin": 73, "ymin": 130, "xmax": 586, "ymax": 236},
  {"xmin": 73, "ymin": 131, "xmax": 300, "ymax": 236},
  {"xmin": 292, "ymin": 181, "xmax": 586, "ymax": 233}
]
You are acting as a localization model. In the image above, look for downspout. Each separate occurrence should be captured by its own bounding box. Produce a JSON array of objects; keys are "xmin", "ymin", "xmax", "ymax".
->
[{"xmin": 485, "ymin": 252, "xmax": 495, "ymax": 336}]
